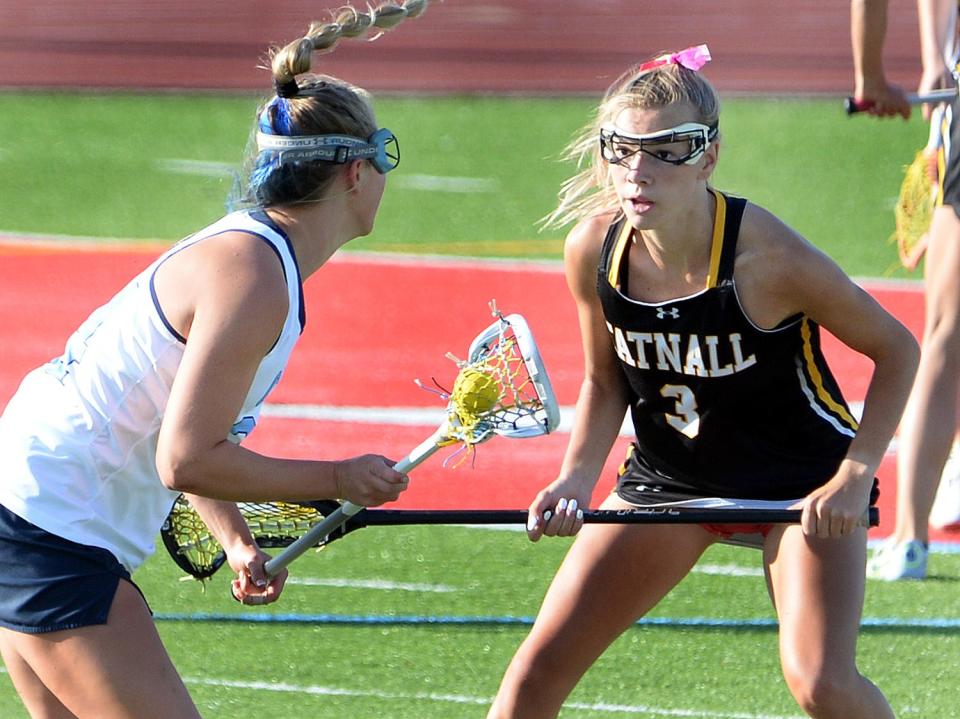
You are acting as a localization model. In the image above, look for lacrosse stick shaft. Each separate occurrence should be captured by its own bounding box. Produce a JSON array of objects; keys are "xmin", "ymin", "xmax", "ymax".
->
[
  {"xmin": 263, "ymin": 428, "xmax": 445, "ymax": 577},
  {"xmin": 345, "ymin": 507, "xmax": 880, "ymax": 527},
  {"xmin": 845, "ymin": 88, "xmax": 957, "ymax": 115}
]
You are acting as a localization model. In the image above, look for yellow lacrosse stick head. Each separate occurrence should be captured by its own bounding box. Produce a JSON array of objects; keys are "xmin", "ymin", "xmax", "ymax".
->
[{"xmin": 890, "ymin": 148, "xmax": 938, "ymax": 271}]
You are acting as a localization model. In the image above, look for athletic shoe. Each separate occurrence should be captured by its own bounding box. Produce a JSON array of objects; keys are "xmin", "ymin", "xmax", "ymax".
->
[
  {"xmin": 867, "ymin": 538, "xmax": 928, "ymax": 581},
  {"xmin": 930, "ymin": 443, "xmax": 960, "ymax": 530}
]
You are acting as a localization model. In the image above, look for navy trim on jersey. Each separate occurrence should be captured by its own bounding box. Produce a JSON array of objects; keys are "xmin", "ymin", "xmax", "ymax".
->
[
  {"xmin": 251, "ymin": 210, "xmax": 306, "ymax": 334},
  {"xmin": 149, "ymin": 275, "xmax": 187, "ymax": 343},
  {"xmin": 147, "ymin": 229, "xmax": 286, "ymax": 345},
  {"xmin": 147, "ymin": 211, "xmax": 307, "ymax": 344}
]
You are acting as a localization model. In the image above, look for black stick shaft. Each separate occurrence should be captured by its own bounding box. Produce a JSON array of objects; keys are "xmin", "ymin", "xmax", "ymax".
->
[{"xmin": 348, "ymin": 507, "xmax": 880, "ymax": 527}]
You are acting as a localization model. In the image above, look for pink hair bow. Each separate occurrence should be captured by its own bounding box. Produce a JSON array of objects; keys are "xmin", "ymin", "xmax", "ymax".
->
[{"xmin": 637, "ymin": 44, "xmax": 712, "ymax": 74}]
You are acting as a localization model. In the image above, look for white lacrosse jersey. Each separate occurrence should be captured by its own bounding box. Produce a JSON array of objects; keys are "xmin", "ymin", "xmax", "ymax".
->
[{"xmin": 0, "ymin": 210, "xmax": 305, "ymax": 572}]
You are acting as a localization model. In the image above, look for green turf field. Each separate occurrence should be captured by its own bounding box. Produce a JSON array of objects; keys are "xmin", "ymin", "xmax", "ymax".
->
[
  {"xmin": 0, "ymin": 93, "xmax": 955, "ymax": 717},
  {"xmin": 0, "ymin": 92, "xmax": 931, "ymax": 276},
  {"xmin": 0, "ymin": 526, "xmax": 954, "ymax": 718}
]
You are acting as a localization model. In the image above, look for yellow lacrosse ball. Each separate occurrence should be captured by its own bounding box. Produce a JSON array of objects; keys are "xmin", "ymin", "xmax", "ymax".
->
[{"xmin": 451, "ymin": 367, "xmax": 500, "ymax": 415}]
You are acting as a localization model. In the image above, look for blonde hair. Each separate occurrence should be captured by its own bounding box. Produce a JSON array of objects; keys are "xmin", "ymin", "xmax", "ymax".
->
[
  {"xmin": 234, "ymin": 2, "xmax": 432, "ymax": 208},
  {"xmin": 542, "ymin": 56, "xmax": 721, "ymax": 230},
  {"xmin": 269, "ymin": 1, "xmax": 430, "ymax": 90}
]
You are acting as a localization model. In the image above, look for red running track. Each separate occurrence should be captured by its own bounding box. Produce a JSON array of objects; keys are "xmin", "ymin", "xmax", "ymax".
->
[{"xmin": 0, "ymin": 242, "xmax": 952, "ymax": 544}]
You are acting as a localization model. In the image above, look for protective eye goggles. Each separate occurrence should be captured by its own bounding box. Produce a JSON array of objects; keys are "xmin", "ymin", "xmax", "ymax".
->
[
  {"xmin": 599, "ymin": 122, "xmax": 718, "ymax": 166},
  {"xmin": 256, "ymin": 127, "xmax": 400, "ymax": 174}
]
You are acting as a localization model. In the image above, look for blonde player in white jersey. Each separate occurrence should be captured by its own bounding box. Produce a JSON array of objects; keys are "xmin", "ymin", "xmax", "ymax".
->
[{"xmin": 0, "ymin": 5, "xmax": 428, "ymax": 717}]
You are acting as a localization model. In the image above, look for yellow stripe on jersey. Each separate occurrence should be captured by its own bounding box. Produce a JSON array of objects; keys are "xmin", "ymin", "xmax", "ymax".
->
[
  {"xmin": 608, "ymin": 191, "xmax": 729, "ymax": 290},
  {"xmin": 937, "ymin": 110, "xmax": 948, "ymax": 207},
  {"xmin": 800, "ymin": 318, "xmax": 859, "ymax": 430},
  {"xmin": 705, "ymin": 189, "xmax": 726, "ymax": 288},
  {"xmin": 617, "ymin": 444, "xmax": 634, "ymax": 477},
  {"xmin": 607, "ymin": 217, "xmax": 634, "ymax": 288}
]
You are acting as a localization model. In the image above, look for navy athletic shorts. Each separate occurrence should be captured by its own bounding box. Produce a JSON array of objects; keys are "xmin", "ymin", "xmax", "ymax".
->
[{"xmin": 0, "ymin": 503, "xmax": 147, "ymax": 633}]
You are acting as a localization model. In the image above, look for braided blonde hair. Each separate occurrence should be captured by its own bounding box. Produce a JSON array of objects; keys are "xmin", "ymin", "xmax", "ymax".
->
[
  {"xmin": 234, "ymin": 1, "xmax": 433, "ymax": 208},
  {"xmin": 542, "ymin": 56, "xmax": 721, "ymax": 230},
  {"xmin": 270, "ymin": 1, "xmax": 431, "ymax": 91}
]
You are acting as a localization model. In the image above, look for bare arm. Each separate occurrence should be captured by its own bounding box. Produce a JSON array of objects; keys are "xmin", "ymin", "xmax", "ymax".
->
[
  {"xmin": 918, "ymin": 0, "xmax": 955, "ymax": 77},
  {"xmin": 803, "ymin": 265, "xmax": 918, "ymax": 537},
  {"xmin": 154, "ymin": 232, "xmax": 408, "ymax": 506},
  {"xmin": 740, "ymin": 210, "xmax": 919, "ymax": 537},
  {"xmin": 851, "ymin": 0, "xmax": 912, "ymax": 117},
  {"xmin": 526, "ymin": 216, "xmax": 630, "ymax": 540},
  {"xmin": 918, "ymin": 0, "xmax": 956, "ymax": 117},
  {"xmin": 184, "ymin": 494, "xmax": 289, "ymax": 604}
]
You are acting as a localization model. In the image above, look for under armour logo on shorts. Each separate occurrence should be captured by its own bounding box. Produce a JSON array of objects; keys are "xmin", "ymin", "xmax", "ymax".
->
[{"xmin": 656, "ymin": 307, "xmax": 680, "ymax": 319}]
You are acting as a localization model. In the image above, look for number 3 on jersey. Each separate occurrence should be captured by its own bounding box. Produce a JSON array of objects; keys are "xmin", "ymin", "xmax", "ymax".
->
[{"xmin": 661, "ymin": 384, "xmax": 700, "ymax": 438}]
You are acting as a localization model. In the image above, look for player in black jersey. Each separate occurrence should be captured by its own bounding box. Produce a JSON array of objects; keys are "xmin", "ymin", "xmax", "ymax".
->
[
  {"xmin": 852, "ymin": 0, "xmax": 960, "ymax": 580},
  {"xmin": 487, "ymin": 46, "xmax": 918, "ymax": 719}
]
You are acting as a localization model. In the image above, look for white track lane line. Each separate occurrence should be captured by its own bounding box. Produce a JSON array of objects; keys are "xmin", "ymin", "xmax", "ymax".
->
[{"xmin": 261, "ymin": 402, "xmax": 870, "ymax": 447}]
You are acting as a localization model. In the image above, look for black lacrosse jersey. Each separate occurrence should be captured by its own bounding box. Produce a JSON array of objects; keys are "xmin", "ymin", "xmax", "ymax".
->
[{"xmin": 598, "ymin": 191, "xmax": 856, "ymax": 500}]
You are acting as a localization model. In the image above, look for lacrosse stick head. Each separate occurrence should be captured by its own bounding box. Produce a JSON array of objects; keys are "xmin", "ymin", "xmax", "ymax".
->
[
  {"xmin": 161, "ymin": 496, "xmax": 228, "ymax": 580},
  {"xmin": 440, "ymin": 309, "xmax": 560, "ymax": 451},
  {"xmin": 892, "ymin": 149, "xmax": 936, "ymax": 271},
  {"xmin": 161, "ymin": 495, "xmax": 343, "ymax": 580}
]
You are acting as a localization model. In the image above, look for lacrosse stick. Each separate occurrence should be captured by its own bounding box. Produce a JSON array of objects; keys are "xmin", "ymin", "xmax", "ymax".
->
[
  {"xmin": 886, "ymin": 99, "xmax": 950, "ymax": 270},
  {"xmin": 162, "ymin": 497, "xmax": 880, "ymax": 580},
  {"xmin": 260, "ymin": 304, "xmax": 558, "ymax": 577},
  {"xmin": 844, "ymin": 87, "xmax": 957, "ymax": 115},
  {"xmin": 891, "ymin": 150, "xmax": 936, "ymax": 270}
]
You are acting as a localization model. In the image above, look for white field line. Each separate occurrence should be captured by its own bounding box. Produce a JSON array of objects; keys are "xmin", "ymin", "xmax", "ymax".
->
[
  {"xmin": 692, "ymin": 563, "xmax": 765, "ymax": 578},
  {"xmin": 261, "ymin": 402, "xmax": 586, "ymax": 434},
  {"xmin": 284, "ymin": 549, "xmax": 954, "ymax": 596},
  {"xmin": 156, "ymin": 158, "xmax": 235, "ymax": 177},
  {"xmin": 283, "ymin": 565, "xmax": 763, "ymax": 593},
  {"xmin": 262, "ymin": 402, "xmax": 875, "ymax": 448},
  {"xmin": 392, "ymin": 173, "xmax": 499, "ymax": 193},
  {"xmin": 286, "ymin": 576, "xmax": 457, "ymax": 592},
  {"xmin": 182, "ymin": 676, "xmax": 805, "ymax": 719},
  {"xmin": 156, "ymin": 159, "xmax": 500, "ymax": 193}
]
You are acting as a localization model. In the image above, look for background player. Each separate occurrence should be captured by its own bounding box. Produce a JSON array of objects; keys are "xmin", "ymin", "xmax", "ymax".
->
[{"xmin": 852, "ymin": 0, "xmax": 960, "ymax": 579}]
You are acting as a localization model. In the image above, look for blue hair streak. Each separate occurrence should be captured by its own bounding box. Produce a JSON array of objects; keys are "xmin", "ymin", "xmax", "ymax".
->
[{"xmin": 250, "ymin": 97, "xmax": 299, "ymax": 199}]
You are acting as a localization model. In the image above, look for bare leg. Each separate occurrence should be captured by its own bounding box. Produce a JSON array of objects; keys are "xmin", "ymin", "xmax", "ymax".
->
[
  {"xmin": 487, "ymin": 497, "xmax": 716, "ymax": 719},
  {"xmin": 0, "ymin": 641, "xmax": 76, "ymax": 719},
  {"xmin": 895, "ymin": 205, "xmax": 960, "ymax": 544},
  {"xmin": 0, "ymin": 581, "xmax": 200, "ymax": 719},
  {"xmin": 765, "ymin": 525, "xmax": 893, "ymax": 719}
]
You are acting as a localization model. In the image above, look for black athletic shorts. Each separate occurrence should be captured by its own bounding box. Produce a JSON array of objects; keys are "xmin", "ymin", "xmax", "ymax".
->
[{"xmin": 940, "ymin": 96, "xmax": 960, "ymax": 214}]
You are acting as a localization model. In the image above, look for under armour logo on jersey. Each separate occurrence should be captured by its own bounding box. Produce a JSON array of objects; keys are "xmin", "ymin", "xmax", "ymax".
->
[{"xmin": 656, "ymin": 307, "xmax": 680, "ymax": 319}]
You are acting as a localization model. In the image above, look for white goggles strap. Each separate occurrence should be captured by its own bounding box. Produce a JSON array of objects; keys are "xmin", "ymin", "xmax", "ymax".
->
[{"xmin": 256, "ymin": 129, "xmax": 399, "ymax": 174}]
